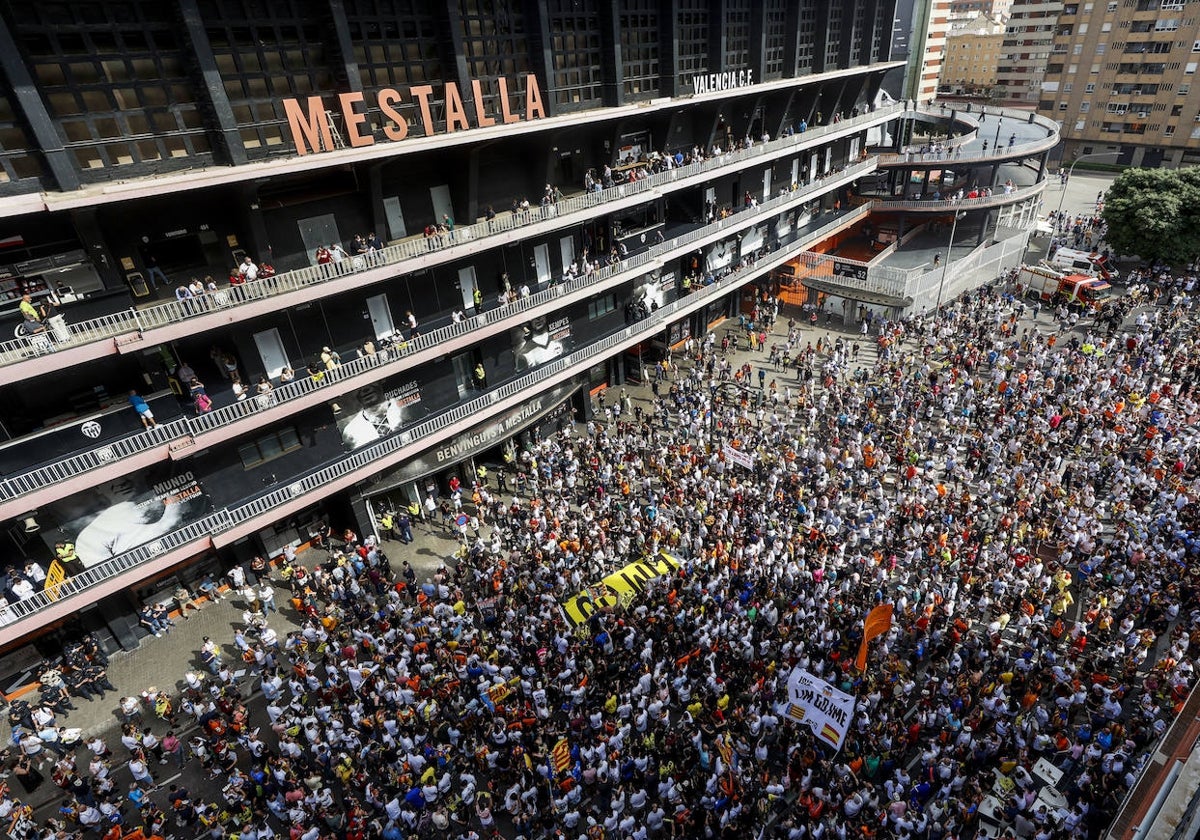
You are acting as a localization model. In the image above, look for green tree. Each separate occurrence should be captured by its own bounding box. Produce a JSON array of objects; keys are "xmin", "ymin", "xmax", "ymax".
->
[{"xmin": 1101, "ymin": 167, "xmax": 1200, "ymax": 265}]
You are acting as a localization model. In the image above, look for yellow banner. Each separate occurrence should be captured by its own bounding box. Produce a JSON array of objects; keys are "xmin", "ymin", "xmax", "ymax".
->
[
  {"xmin": 561, "ymin": 551, "xmax": 681, "ymax": 628},
  {"xmin": 43, "ymin": 560, "xmax": 67, "ymax": 601}
]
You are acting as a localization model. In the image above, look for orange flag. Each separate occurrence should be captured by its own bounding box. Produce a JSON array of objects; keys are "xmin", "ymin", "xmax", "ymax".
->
[{"xmin": 855, "ymin": 604, "xmax": 894, "ymax": 671}]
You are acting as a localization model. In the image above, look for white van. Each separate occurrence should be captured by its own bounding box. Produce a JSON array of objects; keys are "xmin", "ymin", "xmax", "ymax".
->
[{"xmin": 1048, "ymin": 247, "xmax": 1119, "ymax": 281}]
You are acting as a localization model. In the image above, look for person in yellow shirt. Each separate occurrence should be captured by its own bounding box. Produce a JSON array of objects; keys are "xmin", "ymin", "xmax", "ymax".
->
[
  {"xmin": 54, "ymin": 541, "xmax": 80, "ymax": 573},
  {"xmin": 1051, "ymin": 589, "xmax": 1074, "ymax": 618},
  {"xmin": 18, "ymin": 294, "xmax": 47, "ymax": 335},
  {"xmin": 19, "ymin": 293, "xmax": 39, "ymax": 322}
]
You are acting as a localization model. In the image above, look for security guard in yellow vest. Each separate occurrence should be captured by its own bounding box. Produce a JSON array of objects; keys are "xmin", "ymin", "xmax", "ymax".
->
[{"xmin": 55, "ymin": 541, "xmax": 79, "ymax": 570}]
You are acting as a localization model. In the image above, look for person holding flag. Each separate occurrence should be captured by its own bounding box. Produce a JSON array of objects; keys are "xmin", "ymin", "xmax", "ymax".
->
[{"xmin": 855, "ymin": 603, "xmax": 895, "ymax": 671}]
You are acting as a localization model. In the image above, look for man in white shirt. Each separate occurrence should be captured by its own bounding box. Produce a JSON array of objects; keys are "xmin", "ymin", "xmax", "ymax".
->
[{"xmin": 238, "ymin": 257, "xmax": 259, "ymax": 282}]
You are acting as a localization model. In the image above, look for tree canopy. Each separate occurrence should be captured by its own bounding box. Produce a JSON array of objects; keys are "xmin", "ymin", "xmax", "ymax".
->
[{"xmin": 1101, "ymin": 166, "xmax": 1200, "ymax": 265}]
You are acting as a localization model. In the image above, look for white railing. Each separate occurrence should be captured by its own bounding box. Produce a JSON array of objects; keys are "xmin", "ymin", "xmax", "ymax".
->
[
  {"xmin": 0, "ymin": 158, "xmax": 878, "ymax": 506},
  {"xmin": 876, "ymin": 105, "xmax": 1061, "ymax": 166},
  {"xmin": 787, "ymin": 251, "xmax": 911, "ymax": 300},
  {"xmin": 1, "ymin": 205, "xmax": 869, "ymax": 628},
  {"xmin": 876, "ymin": 180, "xmax": 1047, "ymax": 212},
  {"xmin": 0, "ymin": 508, "xmax": 233, "ymax": 622},
  {"xmin": 0, "ymin": 104, "xmax": 904, "ymax": 370},
  {"xmin": 0, "ymin": 421, "xmax": 184, "ymax": 499}
]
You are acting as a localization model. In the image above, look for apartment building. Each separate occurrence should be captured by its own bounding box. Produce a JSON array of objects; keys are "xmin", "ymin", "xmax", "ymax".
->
[
  {"xmin": 940, "ymin": 14, "xmax": 1008, "ymax": 94},
  {"xmin": 949, "ymin": 0, "xmax": 1014, "ymax": 19},
  {"xmin": 1039, "ymin": 0, "xmax": 1200, "ymax": 168},
  {"xmin": 905, "ymin": 0, "xmax": 954, "ymax": 101},
  {"xmin": 995, "ymin": 0, "xmax": 1065, "ymax": 104},
  {"xmin": 0, "ymin": 0, "xmax": 903, "ymax": 659}
]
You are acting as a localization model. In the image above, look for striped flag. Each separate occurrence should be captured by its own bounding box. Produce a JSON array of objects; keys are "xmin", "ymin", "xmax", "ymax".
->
[
  {"xmin": 551, "ymin": 738, "xmax": 571, "ymax": 773},
  {"xmin": 819, "ymin": 723, "xmax": 841, "ymax": 747},
  {"xmin": 786, "ymin": 704, "xmax": 807, "ymax": 723},
  {"xmin": 716, "ymin": 734, "xmax": 733, "ymax": 767}
]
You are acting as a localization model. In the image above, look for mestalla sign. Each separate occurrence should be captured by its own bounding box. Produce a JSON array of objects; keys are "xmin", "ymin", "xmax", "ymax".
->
[{"xmin": 284, "ymin": 74, "xmax": 548, "ymax": 156}]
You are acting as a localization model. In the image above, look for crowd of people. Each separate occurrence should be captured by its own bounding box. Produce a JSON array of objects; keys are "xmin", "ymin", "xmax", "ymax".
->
[{"xmin": 4, "ymin": 269, "xmax": 1200, "ymax": 840}]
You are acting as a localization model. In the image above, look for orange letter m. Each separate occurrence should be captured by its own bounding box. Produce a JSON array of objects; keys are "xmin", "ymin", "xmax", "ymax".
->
[{"xmin": 283, "ymin": 96, "xmax": 333, "ymax": 156}]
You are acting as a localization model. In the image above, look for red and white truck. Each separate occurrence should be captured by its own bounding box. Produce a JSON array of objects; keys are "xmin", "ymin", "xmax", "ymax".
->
[{"xmin": 1018, "ymin": 264, "xmax": 1113, "ymax": 309}]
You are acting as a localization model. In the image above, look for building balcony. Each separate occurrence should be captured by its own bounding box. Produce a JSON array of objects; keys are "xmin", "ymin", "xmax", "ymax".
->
[
  {"xmin": 874, "ymin": 180, "xmax": 1047, "ymax": 212},
  {"xmin": 0, "ymin": 104, "xmax": 904, "ymax": 384},
  {"xmin": 0, "ymin": 159, "xmax": 879, "ymax": 520},
  {"xmin": 0, "ymin": 203, "xmax": 872, "ymax": 634},
  {"xmin": 874, "ymin": 106, "xmax": 1060, "ymax": 168}
]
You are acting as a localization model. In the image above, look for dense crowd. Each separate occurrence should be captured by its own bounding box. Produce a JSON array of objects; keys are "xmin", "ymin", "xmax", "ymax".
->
[{"xmin": 5, "ymin": 274, "xmax": 1200, "ymax": 840}]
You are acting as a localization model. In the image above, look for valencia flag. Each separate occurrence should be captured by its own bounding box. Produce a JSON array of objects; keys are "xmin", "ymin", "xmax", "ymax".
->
[{"xmin": 854, "ymin": 603, "xmax": 894, "ymax": 671}]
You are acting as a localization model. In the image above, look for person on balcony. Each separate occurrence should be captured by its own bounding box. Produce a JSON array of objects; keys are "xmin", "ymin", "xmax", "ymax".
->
[
  {"xmin": 128, "ymin": 391, "xmax": 157, "ymax": 430},
  {"xmin": 237, "ymin": 256, "xmax": 259, "ymax": 283}
]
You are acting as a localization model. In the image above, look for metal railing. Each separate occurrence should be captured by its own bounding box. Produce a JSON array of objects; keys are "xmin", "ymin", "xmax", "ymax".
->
[
  {"xmin": 786, "ymin": 250, "xmax": 911, "ymax": 299},
  {"xmin": 1, "ymin": 508, "xmax": 233, "ymax": 623},
  {"xmin": 0, "ymin": 159, "xmax": 877, "ymax": 506},
  {"xmin": 1, "ymin": 205, "xmax": 869, "ymax": 628},
  {"xmin": 874, "ymin": 180, "xmax": 1047, "ymax": 212},
  {"xmin": 1, "ymin": 421, "xmax": 184, "ymax": 499},
  {"xmin": 0, "ymin": 104, "xmax": 904, "ymax": 370},
  {"xmin": 877, "ymin": 105, "xmax": 1061, "ymax": 166}
]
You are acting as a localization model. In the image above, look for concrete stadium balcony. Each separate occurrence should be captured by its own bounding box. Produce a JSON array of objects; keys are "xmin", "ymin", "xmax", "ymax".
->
[
  {"xmin": 0, "ymin": 160, "xmax": 878, "ymax": 521},
  {"xmin": 0, "ymin": 204, "xmax": 872, "ymax": 636},
  {"xmin": 0, "ymin": 105, "xmax": 904, "ymax": 383}
]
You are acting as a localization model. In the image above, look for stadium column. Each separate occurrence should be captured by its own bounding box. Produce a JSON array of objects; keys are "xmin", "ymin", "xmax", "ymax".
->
[
  {"xmin": 782, "ymin": 1, "xmax": 801, "ymax": 79},
  {"xmin": 836, "ymin": 0, "xmax": 856, "ymax": 71},
  {"xmin": 323, "ymin": 0, "xmax": 365, "ymax": 95},
  {"xmin": 597, "ymin": 0, "xmax": 625, "ymax": 106},
  {"xmin": 708, "ymin": 0, "xmax": 729, "ymax": 77},
  {"xmin": 812, "ymin": 1, "xmax": 832, "ymax": 76},
  {"xmin": 367, "ymin": 163, "xmax": 388, "ymax": 248},
  {"xmin": 525, "ymin": 0, "xmax": 556, "ymax": 118},
  {"xmin": 860, "ymin": 0, "xmax": 883, "ymax": 67},
  {"xmin": 175, "ymin": 0, "xmax": 249, "ymax": 166},
  {"xmin": 436, "ymin": 0, "xmax": 478, "ymax": 120},
  {"xmin": 748, "ymin": 0, "xmax": 767, "ymax": 85},
  {"xmin": 0, "ymin": 16, "xmax": 80, "ymax": 192},
  {"xmin": 657, "ymin": 0, "xmax": 679, "ymax": 98},
  {"xmin": 69, "ymin": 209, "xmax": 122, "ymax": 290},
  {"xmin": 774, "ymin": 91, "xmax": 797, "ymax": 139},
  {"xmin": 236, "ymin": 183, "xmax": 272, "ymax": 269}
]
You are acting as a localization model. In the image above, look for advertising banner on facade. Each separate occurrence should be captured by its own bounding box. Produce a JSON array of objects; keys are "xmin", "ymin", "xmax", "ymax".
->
[
  {"xmin": 361, "ymin": 382, "xmax": 580, "ymax": 496},
  {"xmin": 513, "ymin": 315, "xmax": 572, "ymax": 371},
  {"xmin": 44, "ymin": 467, "xmax": 210, "ymax": 568},
  {"xmin": 335, "ymin": 379, "xmax": 423, "ymax": 450},
  {"xmin": 740, "ymin": 225, "xmax": 766, "ymax": 256},
  {"xmin": 561, "ymin": 551, "xmax": 681, "ymax": 628},
  {"xmin": 783, "ymin": 667, "xmax": 856, "ymax": 752}
]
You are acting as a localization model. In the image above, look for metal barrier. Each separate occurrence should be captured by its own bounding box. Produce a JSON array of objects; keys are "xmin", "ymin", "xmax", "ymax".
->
[
  {"xmin": 0, "ymin": 104, "xmax": 904, "ymax": 369},
  {"xmin": 786, "ymin": 250, "xmax": 911, "ymax": 299},
  {"xmin": 0, "ymin": 421, "xmax": 184, "ymax": 499},
  {"xmin": 876, "ymin": 105, "xmax": 1061, "ymax": 166},
  {"xmin": 875, "ymin": 180, "xmax": 1047, "ymax": 212},
  {"xmin": 1, "ymin": 205, "xmax": 869, "ymax": 627},
  {"xmin": 0, "ymin": 158, "xmax": 877, "ymax": 505}
]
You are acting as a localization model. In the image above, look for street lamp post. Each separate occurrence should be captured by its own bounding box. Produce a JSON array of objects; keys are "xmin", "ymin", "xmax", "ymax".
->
[{"xmin": 934, "ymin": 210, "xmax": 967, "ymax": 312}]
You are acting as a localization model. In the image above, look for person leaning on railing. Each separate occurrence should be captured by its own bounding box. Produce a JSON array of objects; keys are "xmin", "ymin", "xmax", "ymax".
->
[{"xmin": 18, "ymin": 293, "xmax": 47, "ymax": 336}]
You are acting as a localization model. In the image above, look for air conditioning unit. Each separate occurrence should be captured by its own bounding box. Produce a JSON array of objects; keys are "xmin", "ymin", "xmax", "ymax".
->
[{"xmin": 1137, "ymin": 110, "xmax": 1150, "ymax": 118}]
